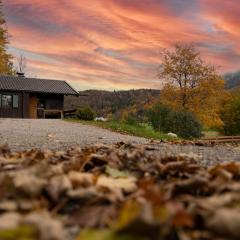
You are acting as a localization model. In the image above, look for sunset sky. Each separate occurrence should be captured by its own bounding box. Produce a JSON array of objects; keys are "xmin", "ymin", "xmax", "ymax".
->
[{"xmin": 3, "ymin": 0, "xmax": 240, "ymax": 90}]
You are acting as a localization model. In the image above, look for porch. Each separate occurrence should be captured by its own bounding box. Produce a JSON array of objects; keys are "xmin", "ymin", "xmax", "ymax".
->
[{"xmin": 29, "ymin": 93, "xmax": 64, "ymax": 119}]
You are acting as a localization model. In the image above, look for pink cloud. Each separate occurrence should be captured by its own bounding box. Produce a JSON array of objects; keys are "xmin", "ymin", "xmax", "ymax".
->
[{"xmin": 3, "ymin": 0, "xmax": 240, "ymax": 89}]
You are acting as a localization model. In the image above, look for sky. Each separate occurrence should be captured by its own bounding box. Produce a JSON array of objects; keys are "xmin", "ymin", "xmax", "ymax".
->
[{"xmin": 3, "ymin": 0, "xmax": 240, "ymax": 90}]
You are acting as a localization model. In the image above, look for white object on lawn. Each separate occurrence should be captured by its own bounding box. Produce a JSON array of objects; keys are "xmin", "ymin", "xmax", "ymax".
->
[
  {"xmin": 94, "ymin": 117, "xmax": 108, "ymax": 122},
  {"xmin": 167, "ymin": 132, "xmax": 178, "ymax": 138}
]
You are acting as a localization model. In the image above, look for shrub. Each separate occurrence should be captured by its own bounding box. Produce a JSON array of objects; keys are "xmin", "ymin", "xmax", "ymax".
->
[
  {"xmin": 123, "ymin": 110, "xmax": 144, "ymax": 126},
  {"xmin": 123, "ymin": 113, "xmax": 138, "ymax": 125},
  {"xmin": 221, "ymin": 91, "xmax": 240, "ymax": 135},
  {"xmin": 147, "ymin": 103, "xmax": 202, "ymax": 139},
  {"xmin": 146, "ymin": 103, "xmax": 172, "ymax": 132},
  {"xmin": 168, "ymin": 111, "xmax": 202, "ymax": 139},
  {"xmin": 122, "ymin": 107, "xmax": 145, "ymax": 126},
  {"xmin": 76, "ymin": 106, "xmax": 95, "ymax": 121}
]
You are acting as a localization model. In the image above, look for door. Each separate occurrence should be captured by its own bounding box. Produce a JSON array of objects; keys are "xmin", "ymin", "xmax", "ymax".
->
[{"xmin": 28, "ymin": 95, "xmax": 38, "ymax": 118}]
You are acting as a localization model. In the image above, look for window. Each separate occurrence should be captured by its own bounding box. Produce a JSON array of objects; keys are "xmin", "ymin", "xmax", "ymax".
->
[
  {"xmin": 13, "ymin": 95, "xmax": 19, "ymax": 108},
  {"xmin": 1, "ymin": 95, "xmax": 12, "ymax": 108}
]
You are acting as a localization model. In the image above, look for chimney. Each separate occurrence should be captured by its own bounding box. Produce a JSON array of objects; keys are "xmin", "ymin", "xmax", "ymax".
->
[{"xmin": 17, "ymin": 72, "xmax": 25, "ymax": 77}]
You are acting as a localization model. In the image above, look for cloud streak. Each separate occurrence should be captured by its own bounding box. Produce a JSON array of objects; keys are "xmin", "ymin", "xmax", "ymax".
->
[{"xmin": 3, "ymin": 0, "xmax": 240, "ymax": 90}]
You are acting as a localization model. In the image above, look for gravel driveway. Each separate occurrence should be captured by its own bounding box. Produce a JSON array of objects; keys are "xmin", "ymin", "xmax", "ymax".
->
[
  {"xmin": 0, "ymin": 119, "xmax": 239, "ymax": 165},
  {"xmin": 0, "ymin": 119, "xmax": 147, "ymax": 151}
]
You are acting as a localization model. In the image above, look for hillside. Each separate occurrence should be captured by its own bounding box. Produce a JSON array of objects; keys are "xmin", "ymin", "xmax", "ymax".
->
[
  {"xmin": 224, "ymin": 71, "xmax": 240, "ymax": 89},
  {"xmin": 64, "ymin": 89, "xmax": 160, "ymax": 117}
]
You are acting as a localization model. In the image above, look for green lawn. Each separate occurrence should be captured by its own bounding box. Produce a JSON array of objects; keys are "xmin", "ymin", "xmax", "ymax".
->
[
  {"xmin": 202, "ymin": 128, "xmax": 221, "ymax": 137},
  {"xmin": 66, "ymin": 119, "xmax": 174, "ymax": 141}
]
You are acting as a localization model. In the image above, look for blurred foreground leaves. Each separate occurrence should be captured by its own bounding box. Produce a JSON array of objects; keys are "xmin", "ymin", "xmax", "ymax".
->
[{"xmin": 0, "ymin": 143, "xmax": 239, "ymax": 239}]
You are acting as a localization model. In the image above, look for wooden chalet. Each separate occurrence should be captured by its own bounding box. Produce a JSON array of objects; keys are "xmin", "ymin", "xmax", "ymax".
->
[{"xmin": 0, "ymin": 75, "xmax": 78, "ymax": 119}]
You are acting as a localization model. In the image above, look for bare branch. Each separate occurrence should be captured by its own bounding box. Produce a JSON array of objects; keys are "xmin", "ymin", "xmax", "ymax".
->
[{"xmin": 16, "ymin": 54, "xmax": 27, "ymax": 75}]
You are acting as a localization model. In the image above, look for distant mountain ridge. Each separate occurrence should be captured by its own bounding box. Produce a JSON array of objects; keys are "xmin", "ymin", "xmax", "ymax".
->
[{"xmin": 64, "ymin": 89, "xmax": 160, "ymax": 116}]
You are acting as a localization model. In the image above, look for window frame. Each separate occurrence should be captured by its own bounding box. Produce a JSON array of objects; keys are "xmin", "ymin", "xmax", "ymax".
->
[
  {"xmin": 1, "ymin": 94, "xmax": 13, "ymax": 108},
  {"xmin": 0, "ymin": 93, "xmax": 20, "ymax": 109},
  {"xmin": 12, "ymin": 95, "xmax": 19, "ymax": 109}
]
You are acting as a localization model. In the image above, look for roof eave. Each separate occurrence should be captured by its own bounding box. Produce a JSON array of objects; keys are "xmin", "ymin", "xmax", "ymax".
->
[{"xmin": 0, "ymin": 89, "xmax": 78, "ymax": 95}]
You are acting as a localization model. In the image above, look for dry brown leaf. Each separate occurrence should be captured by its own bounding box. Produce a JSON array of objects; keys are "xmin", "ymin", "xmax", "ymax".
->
[
  {"xmin": 206, "ymin": 208, "xmax": 240, "ymax": 239},
  {"xmin": 66, "ymin": 205, "xmax": 117, "ymax": 228},
  {"xmin": 46, "ymin": 175, "xmax": 72, "ymax": 201},
  {"xmin": 22, "ymin": 211, "xmax": 66, "ymax": 240},
  {"xmin": 0, "ymin": 212, "xmax": 20, "ymax": 229},
  {"xmin": 170, "ymin": 175, "xmax": 209, "ymax": 197},
  {"xmin": 0, "ymin": 143, "xmax": 239, "ymax": 239},
  {"xmin": 68, "ymin": 171, "xmax": 94, "ymax": 188},
  {"xmin": 171, "ymin": 210, "xmax": 193, "ymax": 227},
  {"xmin": 13, "ymin": 172, "xmax": 47, "ymax": 197},
  {"xmin": 97, "ymin": 175, "xmax": 137, "ymax": 193},
  {"xmin": 67, "ymin": 187, "xmax": 99, "ymax": 200},
  {"xmin": 195, "ymin": 192, "xmax": 240, "ymax": 211}
]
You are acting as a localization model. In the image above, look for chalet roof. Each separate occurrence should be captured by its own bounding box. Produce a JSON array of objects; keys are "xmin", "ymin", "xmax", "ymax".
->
[{"xmin": 0, "ymin": 76, "xmax": 78, "ymax": 95}]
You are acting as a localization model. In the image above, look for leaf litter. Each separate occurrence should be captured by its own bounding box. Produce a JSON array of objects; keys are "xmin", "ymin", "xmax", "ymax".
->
[{"xmin": 0, "ymin": 143, "xmax": 239, "ymax": 239}]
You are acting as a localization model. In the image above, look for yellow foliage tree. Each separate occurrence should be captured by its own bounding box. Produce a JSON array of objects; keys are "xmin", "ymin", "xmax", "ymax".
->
[
  {"xmin": 0, "ymin": 0, "xmax": 15, "ymax": 75},
  {"xmin": 158, "ymin": 44, "xmax": 227, "ymax": 128}
]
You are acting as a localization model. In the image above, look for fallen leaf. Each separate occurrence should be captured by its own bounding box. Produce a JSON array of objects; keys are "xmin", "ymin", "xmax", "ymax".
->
[
  {"xmin": 76, "ymin": 229, "xmax": 142, "ymax": 240},
  {"xmin": 66, "ymin": 205, "xmax": 116, "ymax": 228},
  {"xmin": 67, "ymin": 187, "xmax": 99, "ymax": 200},
  {"xmin": 0, "ymin": 212, "xmax": 21, "ymax": 229},
  {"xmin": 68, "ymin": 171, "xmax": 94, "ymax": 188},
  {"xmin": 206, "ymin": 208, "xmax": 240, "ymax": 239},
  {"xmin": 97, "ymin": 176, "xmax": 137, "ymax": 193},
  {"xmin": 22, "ymin": 211, "xmax": 66, "ymax": 240},
  {"xmin": 46, "ymin": 175, "xmax": 72, "ymax": 201},
  {"xmin": 13, "ymin": 172, "xmax": 47, "ymax": 198},
  {"xmin": 0, "ymin": 225, "xmax": 37, "ymax": 240},
  {"xmin": 105, "ymin": 166, "xmax": 129, "ymax": 178}
]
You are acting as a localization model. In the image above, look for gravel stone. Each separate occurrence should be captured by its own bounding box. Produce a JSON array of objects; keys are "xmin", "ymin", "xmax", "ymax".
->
[{"xmin": 0, "ymin": 119, "xmax": 239, "ymax": 166}]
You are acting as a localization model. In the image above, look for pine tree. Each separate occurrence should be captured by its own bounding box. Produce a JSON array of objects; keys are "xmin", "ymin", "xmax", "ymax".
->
[{"xmin": 0, "ymin": 0, "xmax": 14, "ymax": 75}]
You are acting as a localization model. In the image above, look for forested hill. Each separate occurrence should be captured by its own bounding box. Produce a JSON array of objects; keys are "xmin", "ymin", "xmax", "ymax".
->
[
  {"xmin": 64, "ymin": 89, "xmax": 160, "ymax": 116},
  {"xmin": 224, "ymin": 71, "xmax": 240, "ymax": 89}
]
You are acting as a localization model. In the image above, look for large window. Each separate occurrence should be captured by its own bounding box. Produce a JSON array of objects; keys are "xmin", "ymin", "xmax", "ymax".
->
[
  {"xmin": 1, "ymin": 95, "xmax": 12, "ymax": 108},
  {"xmin": 0, "ymin": 94, "xmax": 19, "ymax": 108},
  {"xmin": 13, "ymin": 95, "xmax": 19, "ymax": 108}
]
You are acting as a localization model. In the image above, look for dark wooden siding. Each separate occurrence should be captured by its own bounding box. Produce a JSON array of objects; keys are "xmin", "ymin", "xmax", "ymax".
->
[
  {"xmin": 0, "ymin": 91, "xmax": 64, "ymax": 119},
  {"xmin": 0, "ymin": 91, "xmax": 24, "ymax": 118},
  {"xmin": 22, "ymin": 93, "xmax": 29, "ymax": 118}
]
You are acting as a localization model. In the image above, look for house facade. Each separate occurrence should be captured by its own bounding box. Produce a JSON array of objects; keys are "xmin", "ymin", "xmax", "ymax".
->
[{"xmin": 0, "ymin": 76, "xmax": 78, "ymax": 119}]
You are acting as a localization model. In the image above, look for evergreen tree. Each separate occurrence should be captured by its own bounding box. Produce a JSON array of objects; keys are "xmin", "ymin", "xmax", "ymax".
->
[{"xmin": 0, "ymin": 0, "xmax": 14, "ymax": 75}]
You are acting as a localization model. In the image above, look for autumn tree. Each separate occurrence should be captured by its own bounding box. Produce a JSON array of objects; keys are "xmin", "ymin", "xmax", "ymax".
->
[
  {"xmin": 158, "ymin": 44, "xmax": 226, "ymax": 128},
  {"xmin": 221, "ymin": 90, "xmax": 240, "ymax": 135},
  {"xmin": 0, "ymin": 0, "xmax": 15, "ymax": 75}
]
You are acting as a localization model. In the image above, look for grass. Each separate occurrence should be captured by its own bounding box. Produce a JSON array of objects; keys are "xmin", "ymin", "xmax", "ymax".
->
[
  {"xmin": 66, "ymin": 119, "xmax": 174, "ymax": 141},
  {"xmin": 202, "ymin": 128, "xmax": 221, "ymax": 137}
]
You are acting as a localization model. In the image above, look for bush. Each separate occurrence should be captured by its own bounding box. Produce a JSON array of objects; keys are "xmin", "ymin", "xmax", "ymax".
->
[
  {"xmin": 123, "ymin": 112, "xmax": 138, "ymax": 125},
  {"xmin": 147, "ymin": 103, "xmax": 202, "ymax": 139},
  {"xmin": 76, "ymin": 107, "xmax": 95, "ymax": 121},
  {"xmin": 146, "ymin": 104, "xmax": 172, "ymax": 132},
  {"xmin": 122, "ymin": 108, "xmax": 146, "ymax": 126},
  {"xmin": 221, "ymin": 91, "xmax": 240, "ymax": 135},
  {"xmin": 168, "ymin": 111, "xmax": 202, "ymax": 139},
  {"xmin": 123, "ymin": 110, "xmax": 144, "ymax": 126}
]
